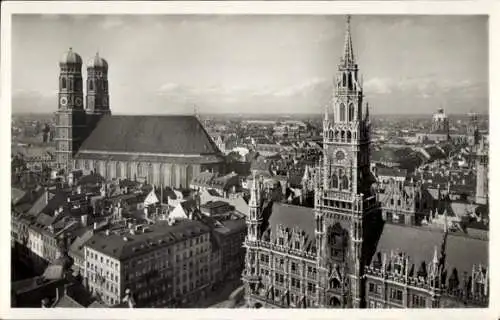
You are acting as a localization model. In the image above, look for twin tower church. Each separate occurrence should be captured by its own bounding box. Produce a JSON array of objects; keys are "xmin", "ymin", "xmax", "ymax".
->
[{"xmin": 54, "ymin": 49, "xmax": 225, "ymax": 188}]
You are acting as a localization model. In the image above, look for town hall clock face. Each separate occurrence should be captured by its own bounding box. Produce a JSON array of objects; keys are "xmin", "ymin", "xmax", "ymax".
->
[{"xmin": 335, "ymin": 150, "xmax": 345, "ymax": 161}]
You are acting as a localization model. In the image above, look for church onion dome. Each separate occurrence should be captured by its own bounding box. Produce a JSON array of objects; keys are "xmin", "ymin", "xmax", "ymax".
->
[
  {"xmin": 59, "ymin": 47, "xmax": 83, "ymax": 65},
  {"xmin": 87, "ymin": 52, "xmax": 108, "ymax": 70}
]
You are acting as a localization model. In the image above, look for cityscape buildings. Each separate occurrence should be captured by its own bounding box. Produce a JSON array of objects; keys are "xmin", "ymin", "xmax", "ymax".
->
[
  {"xmin": 9, "ymin": 13, "xmax": 489, "ymax": 312},
  {"xmin": 242, "ymin": 16, "xmax": 488, "ymax": 309}
]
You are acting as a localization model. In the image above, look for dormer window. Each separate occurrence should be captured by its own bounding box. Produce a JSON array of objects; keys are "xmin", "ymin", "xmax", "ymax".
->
[{"xmin": 294, "ymin": 241, "xmax": 300, "ymax": 250}]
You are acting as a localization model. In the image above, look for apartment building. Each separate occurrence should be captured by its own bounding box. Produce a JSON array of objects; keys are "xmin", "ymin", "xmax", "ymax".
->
[{"xmin": 84, "ymin": 218, "xmax": 212, "ymax": 307}]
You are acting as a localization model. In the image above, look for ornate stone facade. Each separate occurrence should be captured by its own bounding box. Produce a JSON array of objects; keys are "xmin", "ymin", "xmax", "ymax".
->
[{"xmin": 241, "ymin": 16, "xmax": 488, "ymax": 309}]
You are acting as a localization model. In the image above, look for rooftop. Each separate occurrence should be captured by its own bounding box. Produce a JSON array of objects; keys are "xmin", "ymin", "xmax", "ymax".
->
[
  {"xmin": 85, "ymin": 219, "xmax": 211, "ymax": 260},
  {"xmin": 77, "ymin": 115, "xmax": 223, "ymax": 161}
]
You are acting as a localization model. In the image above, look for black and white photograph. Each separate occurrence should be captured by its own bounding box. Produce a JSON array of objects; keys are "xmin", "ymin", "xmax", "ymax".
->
[{"xmin": 1, "ymin": 1, "xmax": 497, "ymax": 319}]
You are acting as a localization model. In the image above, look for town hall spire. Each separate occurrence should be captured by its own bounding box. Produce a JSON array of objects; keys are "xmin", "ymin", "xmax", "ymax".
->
[{"xmin": 341, "ymin": 15, "xmax": 356, "ymax": 68}]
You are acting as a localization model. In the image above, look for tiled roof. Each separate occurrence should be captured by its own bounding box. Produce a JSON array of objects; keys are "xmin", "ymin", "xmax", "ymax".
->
[
  {"xmin": 78, "ymin": 115, "xmax": 222, "ymax": 156},
  {"xmin": 53, "ymin": 295, "xmax": 84, "ymax": 308},
  {"xmin": 12, "ymin": 188, "xmax": 27, "ymax": 205},
  {"xmin": 267, "ymin": 203, "xmax": 315, "ymax": 251},
  {"xmin": 375, "ymin": 224, "xmax": 488, "ymax": 277},
  {"xmin": 69, "ymin": 230, "xmax": 94, "ymax": 259},
  {"xmin": 377, "ymin": 167, "xmax": 408, "ymax": 178}
]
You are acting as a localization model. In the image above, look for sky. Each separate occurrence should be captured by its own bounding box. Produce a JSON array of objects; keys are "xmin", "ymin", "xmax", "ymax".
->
[{"xmin": 11, "ymin": 14, "xmax": 488, "ymax": 115}]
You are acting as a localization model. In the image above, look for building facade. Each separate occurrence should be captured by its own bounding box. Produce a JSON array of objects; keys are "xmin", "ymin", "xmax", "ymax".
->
[{"xmin": 84, "ymin": 219, "xmax": 213, "ymax": 307}]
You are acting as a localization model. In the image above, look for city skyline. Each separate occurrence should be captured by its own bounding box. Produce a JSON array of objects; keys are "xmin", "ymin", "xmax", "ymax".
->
[{"xmin": 12, "ymin": 14, "xmax": 488, "ymax": 115}]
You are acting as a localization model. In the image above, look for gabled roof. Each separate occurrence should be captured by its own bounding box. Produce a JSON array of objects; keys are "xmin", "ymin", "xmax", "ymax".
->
[
  {"xmin": 53, "ymin": 294, "xmax": 84, "ymax": 308},
  {"xmin": 77, "ymin": 115, "xmax": 221, "ymax": 156},
  {"xmin": 374, "ymin": 223, "xmax": 487, "ymax": 277}
]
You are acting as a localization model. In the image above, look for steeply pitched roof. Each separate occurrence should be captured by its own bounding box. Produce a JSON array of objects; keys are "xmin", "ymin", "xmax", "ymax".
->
[
  {"xmin": 53, "ymin": 295, "xmax": 84, "ymax": 308},
  {"xmin": 267, "ymin": 203, "xmax": 315, "ymax": 250},
  {"xmin": 78, "ymin": 115, "xmax": 221, "ymax": 156},
  {"xmin": 375, "ymin": 223, "xmax": 488, "ymax": 277}
]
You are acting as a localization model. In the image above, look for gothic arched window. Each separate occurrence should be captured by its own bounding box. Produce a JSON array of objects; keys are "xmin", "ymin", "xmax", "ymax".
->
[
  {"xmin": 61, "ymin": 78, "xmax": 67, "ymax": 89},
  {"xmin": 89, "ymin": 80, "xmax": 94, "ymax": 91},
  {"xmin": 342, "ymin": 176, "xmax": 349, "ymax": 190},
  {"xmin": 339, "ymin": 104, "xmax": 346, "ymax": 122},
  {"xmin": 342, "ymin": 73, "xmax": 347, "ymax": 87},
  {"xmin": 331, "ymin": 172, "xmax": 338, "ymax": 189},
  {"xmin": 330, "ymin": 278, "xmax": 341, "ymax": 289},
  {"xmin": 347, "ymin": 131, "xmax": 352, "ymax": 142},
  {"xmin": 348, "ymin": 104, "xmax": 355, "ymax": 121},
  {"xmin": 348, "ymin": 74, "xmax": 353, "ymax": 90}
]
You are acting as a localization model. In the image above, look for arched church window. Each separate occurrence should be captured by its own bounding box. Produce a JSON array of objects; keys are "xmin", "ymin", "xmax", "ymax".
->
[
  {"xmin": 89, "ymin": 80, "xmax": 94, "ymax": 91},
  {"xmin": 341, "ymin": 130, "xmax": 345, "ymax": 141},
  {"xmin": 347, "ymin": 131, "xmax": 352, "ymax": 142},
  {"xmin": 339, "ymin": 104, "xmax": 346, "ymax": 122},
  {"xmin": 61, "ymin": 78, "xmax": 67, "ymax": 89},
  {"xmin": 342, "ymin": 73, "xmax": 347, "ymax": 87},
  {"xmin": 348, "ymin": 73, "xmax": 353, "ymax": 90},
  {"xmin": 348, "ymin": 104, "xmax": 355, "ymax": 122}
]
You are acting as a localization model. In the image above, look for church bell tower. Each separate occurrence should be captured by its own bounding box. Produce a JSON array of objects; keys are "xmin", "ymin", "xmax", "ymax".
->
[
  {"xmin": 55, "ymin": 48, "xmax": 87, "ymax": 172},
  {"xmin": 86, "ymin": 52, "xmax": 111, "ymax": 132},
  {"xmin": 315, "ymin": 16, "xmax": 379, "ymax": 308}
]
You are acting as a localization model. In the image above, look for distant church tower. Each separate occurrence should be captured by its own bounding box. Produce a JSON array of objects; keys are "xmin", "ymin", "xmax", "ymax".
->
[
  {"xmin": 315, "ymin": 16, "xmax": 379, "ymax": 308},
  {"xmin": 55, "ymin": 48, "xmax": 86, "ymax": 172},
  {"xmin": 86, "ymin": 52, "xmax": 111, "ymax": 132},
  {"xmin": 475, "ymin": 137, "xmax": 488, "ymax": 205},
  {"xmin": 467, "ymin": 112, "xmax": 480, "ymax": 147}
]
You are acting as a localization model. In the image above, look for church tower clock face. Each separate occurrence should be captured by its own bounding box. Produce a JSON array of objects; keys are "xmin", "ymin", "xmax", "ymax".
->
[
  {"xmin": 75, "ymin": 97, "xmax": 83, "ymax": 107},
  {"xmin": 60, "ymin": 97, "xmax": 68, "ymax": 106}
]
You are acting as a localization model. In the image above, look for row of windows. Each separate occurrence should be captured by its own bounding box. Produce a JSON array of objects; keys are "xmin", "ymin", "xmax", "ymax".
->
[
  {"xmin": 87, "ymin": 251, "xmax": 119, "ymax": 269},
  {"xmin": 368, "ymin": 282, "xmax": 383, "ymax": 295},
  {"xmin": 86, "ymin": 266, "xmax": 119, "ymax": 283},
  {"xmin": 390, "ymin": 288, "xmax": 403, "ymax": 302}
]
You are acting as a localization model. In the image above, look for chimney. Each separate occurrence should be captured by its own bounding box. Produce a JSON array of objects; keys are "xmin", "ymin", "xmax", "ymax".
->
[{"xmin": 81, "ymin": 214, "xmax": 88, "ymax": 227}]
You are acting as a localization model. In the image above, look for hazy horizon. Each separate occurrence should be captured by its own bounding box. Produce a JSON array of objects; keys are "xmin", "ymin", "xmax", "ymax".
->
[{"xmin": 12, "ymin": 15, "xmax": 489, "ymax": 115}]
